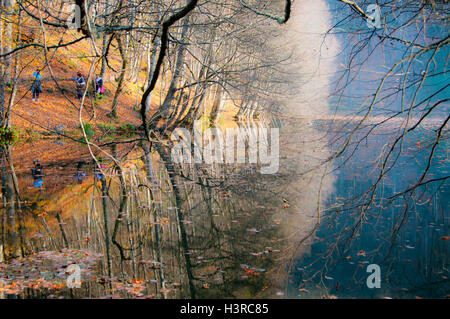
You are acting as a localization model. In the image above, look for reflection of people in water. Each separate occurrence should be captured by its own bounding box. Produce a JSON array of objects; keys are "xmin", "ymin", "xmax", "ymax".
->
[
  {"xmin": 93, "ymin": 160, "xmax": 105, "ymax": 180},
  {"xmin": 75, "ymin": 160, "xmax": 86, "ymax": 183},
  {"xmin": 31, "ymin": 159, "xmax": 44, "ymax": 189}
]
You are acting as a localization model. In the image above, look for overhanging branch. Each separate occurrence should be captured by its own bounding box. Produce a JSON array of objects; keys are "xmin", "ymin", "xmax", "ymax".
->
[{"xmin": 140, "ymin": 0, "xmax": 199, "ymax": 140}]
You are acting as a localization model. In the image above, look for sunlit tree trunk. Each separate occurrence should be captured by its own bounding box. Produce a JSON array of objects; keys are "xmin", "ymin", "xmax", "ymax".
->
[
  {"xmin": 159, "ymin": 16, "xmax": 190, "ymax": 118},
  {"xmin": 110, "ymin": 36, "xmax": 128, "ymax": 118}
]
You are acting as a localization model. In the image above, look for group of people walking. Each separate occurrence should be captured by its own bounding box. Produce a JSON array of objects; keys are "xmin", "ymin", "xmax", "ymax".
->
[
  {"xmin": 31, "ymin": 69, "xmax": 104, "ymax": 102},
  {"xmin": 75, "ymin": 72, "xmax": 104, "ymax": 100}
]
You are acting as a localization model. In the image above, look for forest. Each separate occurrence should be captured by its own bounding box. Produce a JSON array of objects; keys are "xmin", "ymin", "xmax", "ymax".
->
[{"xmin": 0, "ymin": 0, "xmax": 448, "ymax": 300}]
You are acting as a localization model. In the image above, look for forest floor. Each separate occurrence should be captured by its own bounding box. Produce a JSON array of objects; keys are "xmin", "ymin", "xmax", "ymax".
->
[
  {"xmin": 6, "ymin": 29, "xmax": 238, "ymax": 171},
  {"xmin": 5, "ymin": 30, "xmax": 157, "ymax": 166},
  {"xmin": 10, "ymin": 33, "xmax": 144, "ymax": 134}
]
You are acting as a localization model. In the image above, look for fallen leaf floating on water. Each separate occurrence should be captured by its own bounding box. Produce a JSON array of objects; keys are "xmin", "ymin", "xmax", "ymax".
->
[
  {"xmin": 240, "ymin": 264, "xmax": 265, "ymax": 276},
  {"xmin": 298, "ymin": 288, "xmax": 309, "ymax": 293}
]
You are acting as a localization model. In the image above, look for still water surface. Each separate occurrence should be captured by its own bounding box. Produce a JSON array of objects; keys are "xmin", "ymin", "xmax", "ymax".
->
[{"xmin": 0, "ymin": 117, "xmax": 447, "ymax": 299}]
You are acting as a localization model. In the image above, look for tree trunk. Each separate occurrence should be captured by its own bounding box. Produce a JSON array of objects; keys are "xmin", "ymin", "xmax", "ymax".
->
[
  {"xmin": 110, "ymin": 36, "xmax": 128, "ymax": 118},
  {"xmin": 144, "ymin": 36, "xmax": 160, "ymax": 115},
  {"xmin": 3, "ymin": 0, "xmax": 15, "ymax": 85},
  {"xmin": 159, "ymin": 16, "xmax": 190, "ymax": 118}
]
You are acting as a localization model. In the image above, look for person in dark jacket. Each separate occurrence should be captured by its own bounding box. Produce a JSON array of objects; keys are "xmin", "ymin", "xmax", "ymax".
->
[
  {"xmin": 74, "ymin": 72, "xmax": 86, "ymax": 100},
  {"xmin": 95, "ymin": 75, "xmax": 104, "ymax": 99},
  {"xmin": 31, "ymin": 159, "xmax": 44, "ymax": 189},
  {"xmin": 75, "ymin": 160, "xmax": 86, "ymax": 183},
  {"xmin": 31, "ymin": 70, "xmax": 42, "ymax": 101}
]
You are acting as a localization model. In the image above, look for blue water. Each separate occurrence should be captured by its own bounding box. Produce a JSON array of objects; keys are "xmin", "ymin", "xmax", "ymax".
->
[{"xmin": 289, "ymin": 124, "xmax": 449, "ymax": 298}]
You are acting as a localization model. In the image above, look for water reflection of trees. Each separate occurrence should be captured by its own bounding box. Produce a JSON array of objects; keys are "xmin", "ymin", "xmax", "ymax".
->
[
  {"xmin": 0, "ymin": 118, "xmax": 333, "ymax": 299},
  {"xmin": 1, "ymin": 146, "xmax": 20, "ymax": 260},
  {"xmin": 1, "ymin": 0, "xmax": 337, "ymax": 299}
]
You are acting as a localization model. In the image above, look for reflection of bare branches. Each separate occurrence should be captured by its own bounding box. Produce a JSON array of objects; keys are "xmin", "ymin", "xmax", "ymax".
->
[
  {"xmin": 240, "ymin": 0, "xmax": 292, "ymax": 24},
  {"xmin": 338, "ymin": 0, "xmax": 375, "ymax": 21}
]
